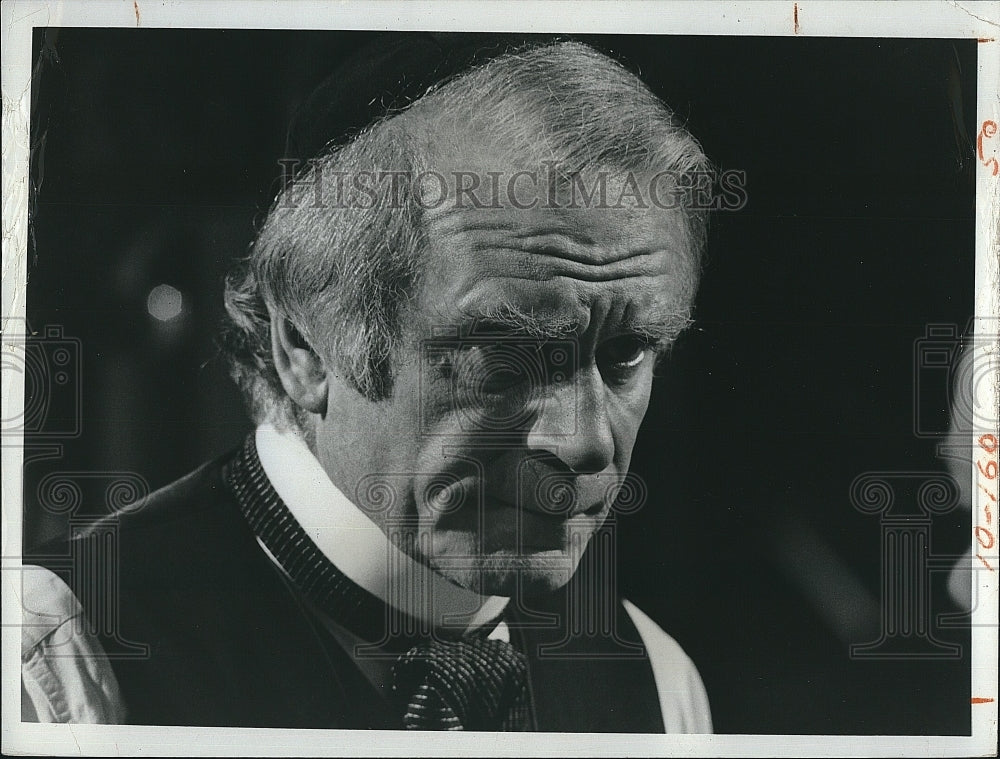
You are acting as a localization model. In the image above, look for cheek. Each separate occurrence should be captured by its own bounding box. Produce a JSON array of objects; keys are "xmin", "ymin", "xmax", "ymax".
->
[
  {"xmin": 386, "ymin": 360, "xmax": 486, "ymax": 506},
  {"xmin": 316, "ymin": 404, "xmax": 409, "ymax": 517},
  {"xmin": 608, "ymin": 375, "xmax": 655, "ymax": 468},
  {"xmin": 410, "ymin": 364, "xmax": 514, "ymax": 441},
  {"xmin": 316, "ymin": 357, "xmax": 436, "ymax": 513}
]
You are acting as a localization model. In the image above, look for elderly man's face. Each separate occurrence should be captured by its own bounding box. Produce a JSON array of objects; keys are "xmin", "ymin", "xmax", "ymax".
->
[{"xmin": 316, "ymin": 165, "xmax": 697, "ymax": 597}]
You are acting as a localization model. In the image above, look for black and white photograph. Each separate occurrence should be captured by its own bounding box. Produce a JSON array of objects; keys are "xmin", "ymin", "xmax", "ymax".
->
[{"xmin": 2, "ymin": 1, "xmax": 998, "ymax": 755}]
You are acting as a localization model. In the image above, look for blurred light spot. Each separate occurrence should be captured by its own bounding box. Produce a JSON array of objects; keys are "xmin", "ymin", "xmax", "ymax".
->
[{"xmin": 147, "ymin": 284, "xmax": 183, "ymax": 321}]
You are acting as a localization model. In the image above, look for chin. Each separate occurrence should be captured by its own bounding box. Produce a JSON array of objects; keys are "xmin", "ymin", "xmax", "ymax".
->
[{"xmin": 432, "ymin": 548, "xmax": 585, "ymax": 597}]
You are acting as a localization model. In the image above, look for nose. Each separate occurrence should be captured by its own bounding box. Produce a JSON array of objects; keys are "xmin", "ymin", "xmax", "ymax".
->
[{"xmin": 525, "ymin": 366, "xmax": 615, "ymax": 473}]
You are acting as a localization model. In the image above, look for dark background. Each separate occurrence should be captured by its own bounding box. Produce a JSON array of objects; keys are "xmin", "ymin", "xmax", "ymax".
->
[{"xmin": 24, "ymin": 29, "xmax": 976, "ymax": 734}]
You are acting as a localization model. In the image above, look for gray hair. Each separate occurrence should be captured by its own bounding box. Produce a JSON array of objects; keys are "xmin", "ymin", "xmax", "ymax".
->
[{"xmin": 221, "ymin": 40, "xmax": 712, "ymax": 430}]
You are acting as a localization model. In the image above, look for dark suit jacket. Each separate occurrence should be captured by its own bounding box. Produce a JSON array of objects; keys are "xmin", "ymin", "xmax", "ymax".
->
[{"xmin": 26, "ymin": 451, "xmax": 664, "ymax": 731}]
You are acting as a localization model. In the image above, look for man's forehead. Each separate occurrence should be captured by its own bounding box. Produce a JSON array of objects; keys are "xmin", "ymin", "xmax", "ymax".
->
[
  {"xmin": 421, "ymin": 190, "xmax": 689, "ymax": 265},
  {"xmin": 409, "ymin": 145, "xmax": 696, "ymax": 323},
  {"xmin": 417, "ymin": 139, "xmax": 682, "ymax": 226},
  {"xmin": 413, "ymin": 198, "xmax": 696, "ymax": 335}
]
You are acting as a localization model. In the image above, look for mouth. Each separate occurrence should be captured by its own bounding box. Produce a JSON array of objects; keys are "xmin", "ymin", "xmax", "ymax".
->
[
  {"xmin": 493, "ymin": 494, "xmax": 603, "ymax": 520},
  {"xmin": 421, "ymin": 476, "xmax": 606, "ymax": 553},
  {"xmin": 484, "ymin": 495, "xmax": 606, "ymax": 553},
  {"xmin": 485, "ymin": 501, "xmax": 568, "ymax": 552}
]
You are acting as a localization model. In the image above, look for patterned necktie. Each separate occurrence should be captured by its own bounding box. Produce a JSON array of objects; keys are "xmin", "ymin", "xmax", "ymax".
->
[{"xmin": 391, "ymin": 638, "xmax": 530, "ymax": 731}]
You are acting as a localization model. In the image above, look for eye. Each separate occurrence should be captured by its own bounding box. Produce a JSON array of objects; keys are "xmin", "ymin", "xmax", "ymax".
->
[
  {"xmin": 451, "ymin": 342, "xmax": 542, "ymax": 396},
  {"xmin": 598, "ymin": 335, "xmax": 652, "ymax": 382}
]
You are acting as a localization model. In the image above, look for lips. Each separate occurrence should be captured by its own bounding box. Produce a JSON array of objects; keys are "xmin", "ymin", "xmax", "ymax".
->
[
  {"xmin": 422, "ymin": 470, "xmax": 604, "ymax": 518},
  {"xmin": 414, "ymin": 473, "xmax": 615, "ymax": 567},
  {"xmin": 496, "ymin": 495, "xmax": 603, "ymax": 522},
  {"xmin": 483, "ymin": 499, "xmax": 573, "ymax": 552}
]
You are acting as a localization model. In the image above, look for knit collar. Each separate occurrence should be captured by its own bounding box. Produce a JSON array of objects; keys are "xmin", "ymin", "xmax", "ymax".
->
[{"xmin": 224, "ymin": 425, "xmax": 509, "ymax": 645}]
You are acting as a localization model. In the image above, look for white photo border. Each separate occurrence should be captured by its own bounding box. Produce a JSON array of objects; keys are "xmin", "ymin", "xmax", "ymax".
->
[{"xmin": 2, "ymin": 1, "xmax": 998, "ymax": 756}]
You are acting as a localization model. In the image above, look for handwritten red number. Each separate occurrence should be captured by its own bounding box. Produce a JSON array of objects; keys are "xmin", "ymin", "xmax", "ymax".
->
[
  {"xmin": 978, "ymin": 120, "xmax": 999, "ymax": 175},
  {"xmin": 975, "ymin": 526, "xmax": 995, "ymax": 550},
  {"xmin": 975, "ymin": 431, "xmax": 997, "ymax": 563}
]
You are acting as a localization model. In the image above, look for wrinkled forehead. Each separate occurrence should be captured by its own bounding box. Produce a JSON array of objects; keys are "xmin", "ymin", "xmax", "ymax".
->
[
  {"xmin": 420, "ymin": 154, "xmax": 690, "ymax": 241},
  {"xmin": 421, "ymin": 194, "xmax": 688, "ymax": 262},
  {"xmin": 410, "ymin": 182, "xmax": 697, "ymax": 336}
]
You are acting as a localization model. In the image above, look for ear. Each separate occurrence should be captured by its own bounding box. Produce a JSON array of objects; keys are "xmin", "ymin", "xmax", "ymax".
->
[{"xmin": 270, "ymin": 312, "xmax": 328, "ymax": 415}]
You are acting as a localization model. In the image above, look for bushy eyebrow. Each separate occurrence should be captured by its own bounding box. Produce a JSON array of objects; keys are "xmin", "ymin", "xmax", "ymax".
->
[
  {"xmin": 626, "ymin": 305, "xmax": 694, "ymax": 351},
  {"xmin": 455, "ymin": 300, "xmax": 694, "ymax": 350},
  {"xmin": 465, "ymin": 301, "xmax": 579, "ymax": 340}
]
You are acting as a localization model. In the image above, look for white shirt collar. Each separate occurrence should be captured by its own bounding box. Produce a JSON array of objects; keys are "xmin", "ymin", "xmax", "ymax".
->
[{"xmin": 254, "ymin": 424, "xmax": 509, "ymax": 636}]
